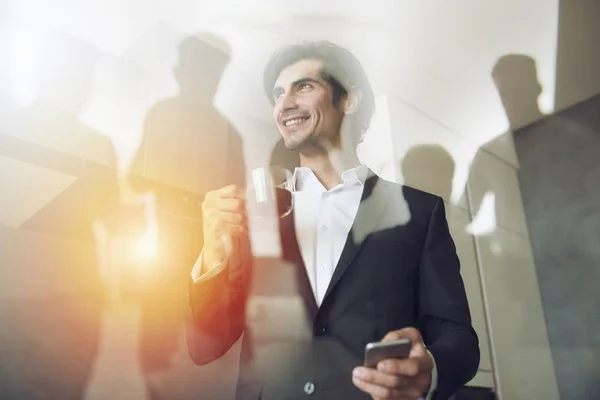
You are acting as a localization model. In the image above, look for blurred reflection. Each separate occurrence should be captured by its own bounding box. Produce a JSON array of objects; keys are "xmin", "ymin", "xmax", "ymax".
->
[
  {"xmin": 127, "ymin": 33, "xmax": 245, "ymax": 399},
  {"xmin": 0, "ymin": 30, "xmax": 118, "ymax": 399}
]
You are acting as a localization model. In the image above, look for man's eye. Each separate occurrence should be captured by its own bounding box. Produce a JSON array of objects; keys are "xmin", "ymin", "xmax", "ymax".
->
[
  {"xmin": 299, "ymin": 83, "xmax": 311, "ymax": 90},
  {"xmin": 274, "ymin": 92, "xmax": 283, "ymax": 101}
]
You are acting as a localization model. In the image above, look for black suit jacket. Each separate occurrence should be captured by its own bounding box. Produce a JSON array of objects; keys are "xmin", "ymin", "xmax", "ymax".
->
[{"xmin": 187, "ymin": 171, "xmax": 480, "ymax": 399}]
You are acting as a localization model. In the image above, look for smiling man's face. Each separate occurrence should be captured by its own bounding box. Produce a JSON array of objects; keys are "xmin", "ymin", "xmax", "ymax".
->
[{"xmin": 271, "ymin": 59, "xmax": 346, "ymax": 153}]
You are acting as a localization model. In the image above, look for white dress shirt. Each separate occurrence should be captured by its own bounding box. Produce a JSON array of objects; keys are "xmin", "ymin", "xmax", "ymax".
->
[{"xmin": 291, "ymin": 165, "xmax": 367, "ymax": 306}]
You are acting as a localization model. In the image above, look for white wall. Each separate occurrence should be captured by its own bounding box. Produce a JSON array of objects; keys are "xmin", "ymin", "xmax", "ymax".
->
[{"xmin": 555, "ymin": 0, "xmax": 600, "ymax": 110}]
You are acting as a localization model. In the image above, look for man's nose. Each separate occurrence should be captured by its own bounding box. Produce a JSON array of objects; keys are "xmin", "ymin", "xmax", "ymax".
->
[{"xmin": 280, "ymin": 92, "xmax": 298, "ymax": 111}]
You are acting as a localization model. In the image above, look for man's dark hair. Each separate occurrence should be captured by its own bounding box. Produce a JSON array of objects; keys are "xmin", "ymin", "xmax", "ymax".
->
[{"xmin": 263, "ymin": 41, "xmax": 375, "ymax": 145}]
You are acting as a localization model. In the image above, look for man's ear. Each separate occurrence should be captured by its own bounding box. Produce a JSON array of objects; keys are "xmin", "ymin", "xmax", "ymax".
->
[{"xmin": 344, "ymin": 89, "xmax": 362, "ymax": 115}]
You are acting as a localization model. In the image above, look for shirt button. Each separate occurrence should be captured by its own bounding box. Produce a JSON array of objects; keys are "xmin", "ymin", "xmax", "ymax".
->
[
  {"xmin": 320, "ymin": 224, "xmax": 327, "ymax": 231},
  {"xmin": 313, "ymin": 325, "xmax": 326, "ymax": 336},
  {"xmin": 304, "ymin": 381, "xmax": 315, "ymax": 395}
]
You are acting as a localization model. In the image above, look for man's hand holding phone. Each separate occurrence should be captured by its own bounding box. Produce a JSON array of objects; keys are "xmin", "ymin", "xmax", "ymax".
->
[{"xmin": 352, "ymin": 327, "xmax": 434, "ymax": 400}]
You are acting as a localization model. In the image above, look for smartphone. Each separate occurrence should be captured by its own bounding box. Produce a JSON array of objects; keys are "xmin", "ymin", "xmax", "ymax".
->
[{"xmin": 364, "ymin": 338, "xmax": 412, "ymax": 368}]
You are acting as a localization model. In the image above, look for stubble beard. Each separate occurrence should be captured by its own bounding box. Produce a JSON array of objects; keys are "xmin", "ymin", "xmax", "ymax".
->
[
  {"xmin": 284, "ymin": 131, "xmax": 332, "ymax": 158},
  {"xmin": 283, "ymin": 126, "xmax": 315, "ymax": 151}
]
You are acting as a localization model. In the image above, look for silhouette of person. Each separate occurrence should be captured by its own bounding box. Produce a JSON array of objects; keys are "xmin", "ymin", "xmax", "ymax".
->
[
  {"xmin": 127, "ymin": 33, "xmax": 245, "ymax": 399},
  {"xmin": 400, "ymin": 144, "xmax": 455, "ymax": 203},
  {"xmin": 467, "ymin": 55, "xmax": 545, "ymax": 231},
  {"xmin": 493, "ymin": 55, "xmax": 545, "ymax": 131},
  {"xmin": 0, "ymin": 30, "xmax": 119, "ymax": 399}
]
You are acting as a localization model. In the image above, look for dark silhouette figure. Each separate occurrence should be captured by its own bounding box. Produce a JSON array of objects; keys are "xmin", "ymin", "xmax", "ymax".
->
[
  {"xmin": 401, "ymin": 144, "xmax": 455, "ymax": 203},
  {"xmin": 0, "ymin": 30, "xmax": 118, "ymax": 399},
  {"xmin": 468, "ymin": 55, "xmax": 545, "ymax": 230},
  {"xmin": 493, "ymin": 55, "xmax": 544, "ymax": 131},
  {"xmin": 127, "ymin": 33, "xmax": 245, "ymax": 399}
]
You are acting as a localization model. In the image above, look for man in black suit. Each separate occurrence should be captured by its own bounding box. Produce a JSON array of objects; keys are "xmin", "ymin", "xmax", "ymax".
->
[{"xmin": 187, "ymin": 41, "xmax": 479, "ymax": 400}]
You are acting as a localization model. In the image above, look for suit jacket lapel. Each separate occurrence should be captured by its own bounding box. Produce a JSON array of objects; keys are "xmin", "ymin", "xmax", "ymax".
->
[
  {"xmin": 278, "ymin": 210, "xmax": 319, "ymax": 320},
  {"xmin": 320, "ymin": 170, "xmax": 393, "ymax": 307}
]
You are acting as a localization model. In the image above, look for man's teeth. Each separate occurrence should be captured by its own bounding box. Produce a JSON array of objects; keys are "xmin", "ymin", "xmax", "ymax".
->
[{"xmin": 285, "ymin": 117, "xmax": 308, "ymax": 127}]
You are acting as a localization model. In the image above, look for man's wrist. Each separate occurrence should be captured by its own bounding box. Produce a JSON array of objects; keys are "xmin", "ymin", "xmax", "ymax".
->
[
  {"xmin": 191, "ymin": 250, "xmax": 227, "ymax": 282},
  {"xmin": 201, "ymin": 249, "xmax": 226, "ymax": 275}
]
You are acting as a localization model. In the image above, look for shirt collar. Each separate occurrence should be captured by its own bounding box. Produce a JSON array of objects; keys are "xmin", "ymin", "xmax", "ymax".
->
[{"xmin": 290, "ymin": 164, "xmax": 369, "ymax": 192}]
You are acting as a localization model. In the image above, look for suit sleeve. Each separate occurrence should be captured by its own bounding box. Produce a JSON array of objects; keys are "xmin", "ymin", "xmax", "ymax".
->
[
  {"xmin": 418, "ymin": 197, "xmax": 480, "ymax": 399},
  {"xmin": 186, "ymin": 123, "xmax": 249, "ymax": 365},
  {"xmin": 186, "ymin": 237, "xmax": 251, "ymax": 365}
]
